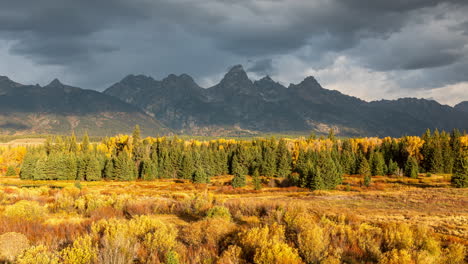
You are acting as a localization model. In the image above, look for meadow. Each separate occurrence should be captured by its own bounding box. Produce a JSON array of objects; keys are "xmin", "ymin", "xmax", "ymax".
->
[
  {"xmin": 0, "ymin": 174, "xmax": 466, "ymax": 264},
  {"xmin": 0, "ymin": 128, "xmax": 466, "ymax": 263}
]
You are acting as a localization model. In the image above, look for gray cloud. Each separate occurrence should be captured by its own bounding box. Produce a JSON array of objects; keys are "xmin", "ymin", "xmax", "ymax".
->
[
  {"xmin": 247, "ymin": 59, "xmax": 274, "ymax": 76},
  {"xmin": 0, "ymin": 0, "xmax": 467, "ymax": 102}
]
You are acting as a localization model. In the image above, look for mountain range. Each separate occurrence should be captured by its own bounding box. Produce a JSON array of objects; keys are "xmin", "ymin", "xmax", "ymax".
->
[
  {"xmin": 1, "ymin": 65, "xmax": 467, "ymax": 137},
  {"xmin": 0, "ymin": 76, "xmax": 168, "ymax": 136}
]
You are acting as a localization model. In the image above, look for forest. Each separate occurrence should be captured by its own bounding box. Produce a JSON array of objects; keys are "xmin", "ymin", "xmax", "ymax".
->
[
  {"xmin": 10, "ymin": 127, "xmax": 468, "ymax": 189},
  {"xmin": 0, "ymin": 127, "xmax": 466, "ymax": 264}
]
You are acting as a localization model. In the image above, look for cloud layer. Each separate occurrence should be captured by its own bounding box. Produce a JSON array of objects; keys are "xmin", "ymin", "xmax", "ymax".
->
[{"xmin": 0, "ymin": 0, "xmax": 467, "ymax": 105}]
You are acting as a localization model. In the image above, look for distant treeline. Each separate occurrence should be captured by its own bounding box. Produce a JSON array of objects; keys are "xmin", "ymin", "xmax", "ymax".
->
[{"xmin": 19, "ymin": 127, "xmax": 468, "ymax": 188}]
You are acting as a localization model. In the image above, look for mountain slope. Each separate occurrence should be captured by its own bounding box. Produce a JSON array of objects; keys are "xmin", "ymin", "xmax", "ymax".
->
[
  {"xmin": 454, "ymin": 101, "xmax": 468, "ymax": 113},
  {"xmin": 0, "ymin": 76, "xmax": 169, "ymax": 136},
  {"xmin": 104, "ymin": 65, "xmax": 468, "ymax": 137}
]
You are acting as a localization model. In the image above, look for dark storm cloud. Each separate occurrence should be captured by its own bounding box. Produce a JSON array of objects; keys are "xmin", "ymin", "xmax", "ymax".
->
[
  {"xmin": 247, "ymin": 59, "xmax": 274, "ymax": 76},
  {"xmin": 0, "ymin": 0, "xmax": 467, "ymax": 91}
]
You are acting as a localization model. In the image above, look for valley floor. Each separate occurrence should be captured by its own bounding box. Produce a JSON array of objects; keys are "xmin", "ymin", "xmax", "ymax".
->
[{"xmin": 0, "ymin": 174, "xmax": 466, "ymax": 263}]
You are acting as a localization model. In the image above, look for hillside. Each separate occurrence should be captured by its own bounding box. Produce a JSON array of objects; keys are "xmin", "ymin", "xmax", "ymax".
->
[{"xmin": 0, "ymin": 77, "xmax": 169, "ymax": 136}]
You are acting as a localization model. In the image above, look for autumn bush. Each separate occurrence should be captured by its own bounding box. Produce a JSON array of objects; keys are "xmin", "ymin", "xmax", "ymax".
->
[
  {"xmin": 3, "ymin": 200, "xmax": 47, "ymax": 221},
  {"xmin": 16, "ymin": 245, "xmax": 60, "ymax": 264},
  {"xmin": 206, "ymin": 205, "xmax": 232, "ymax": 221},
  {"xmin": 61, "ymin": 235, "xmax": 97, "ymax": 264}
]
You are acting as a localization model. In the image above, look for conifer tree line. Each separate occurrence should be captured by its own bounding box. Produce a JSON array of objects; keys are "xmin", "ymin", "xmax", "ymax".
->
[{"xmin": 19, "ymin": 126, "xmax": 468, "ymax": 189}]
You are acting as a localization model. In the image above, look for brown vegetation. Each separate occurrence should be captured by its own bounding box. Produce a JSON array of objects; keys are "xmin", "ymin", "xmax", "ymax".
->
[{"xmin": 0, "ymin": 174, "xmax": 466, "ymax": 263}]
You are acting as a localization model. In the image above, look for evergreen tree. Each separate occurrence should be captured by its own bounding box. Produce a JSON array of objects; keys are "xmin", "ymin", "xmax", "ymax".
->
[
  {"xmin": 141, "ymin": 158, "xmax": 158, "ymax": 180},
  {"xmin": 44, "ymin": 137, "xmax": 53, "ymax": 156},
  {"xmin": 260, "ymin": 143, "xmax": 276, "ymax": 177},
  {"xmin": 63, "ymin": 154, "xmax": 78, "ymax": 180},
  {"xmin": 387, "ymin": 159, "xmax": 399, "ymax": 176},
  {"xmin": 276, "ymin": 139, "xmax": 291, "ymax": 177},
  {"xmin": 192, "ymin": 167, "xmax": 208, "ymax": 184},
  {"xmin": 363, "ymin": 174, "xmax": 371, "ymax": 187},
  {"xmin": 81, "ymin": 131, "xmax": 90, "ymax": 153},
  {"xmin": 69, "ymin": 131, "xmax": 78, "ymax": 153},
  {"xmin": 103, "ymin": 158, "xmax": 114, "ymax": 179},
  {"xmin": 231, "ymin": 171, "xmax": 246, "ymax": 188},
  {"xmin": 328, "ymin": 128, "xmax": 336, "ymax": 141},
  {"xmin": 179, "ymin": 152, "xmax": 194, "ymax": 179},
  {"xmin": 113, "ymin": 151, "xmax": 136, "ymax": 181},
  {"xmin": 358, "ymin": 157, "xmax": 371, "ymax": 177},
  {"xmin": 20, "ymin": 153, "xmax": 37, "ymax": 180},
  {"xmin": 85, "ymin": 156, "xmax": 102, "ymax": 181},
  {"xmin": 370, "ymin": 152, "xmax": 385, "ymax": 176},
  {"xmin": 34, "ymin": 156, "xmax": 48, "ymax": 180},
  {"xmin": 132, "ymin": 125, "xmax": 144, "ymax": 163},
  {"xmin": 404, "ymin": 156, "xmax": 419, "ymax": 178},
  {"xmin": 76, "ymin": 155, "xmax": 88, "ymax": 181},
  {"xmin": 5, "ymin": 166, "xmax": 16, "ymax": 176},
  {"xmin": 319, "ymin": 153, "xmax": 342, "ymax": 189},
  {"xmin": 231, "ymin": 153, "xmax": 248, "ymax": 176},
  {"xmin": 252, "ymin": 169, "xmax": 262, "ymax": 190},
  {"xmin": 452, "ymin": 155, "xmax": 468, "ymax": 188}
]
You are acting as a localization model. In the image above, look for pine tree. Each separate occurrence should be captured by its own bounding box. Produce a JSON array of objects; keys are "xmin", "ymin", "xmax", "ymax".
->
[
  {"xmin": 452, "ymin": 155, "xmax": 468, "ymax": 188},
  {"xmin": 63, "ymin": 154, "xmax": 78, "ymax": 180},
  {"xmin": 141, "ymin": 158, "xmax": 158, "ymax": 180},
  {"xmin": 85, "ymin": 156, "xmax": 102, "ymax": 181},
  {"xmin": 364, "ymin": 174, "xmax": 371, "ymax": 187},
  {"xmin": 132, "ymin": 125, "xmax": 144, "ymax": 163},
  {"xmin": 260, "ymin": 143, "xmax": 276, "ymax": 177},
  {"xmin": 370, "ymin": 152, "xmax": 385, "ymax": 176},
  {"xmin": 34, "ymin": 156, "xmax": 48, "ymax": 180},
  {"xmin": 358, "ymin": 157, "xmax": 371, "ymax": 177},
  {"xmin": 320, "ymin": 153, "xmax": 342, "ymax": 189},
  {"xmin": 276, "ymin": 139, "xmax": 291, "ymax": 177},
  {"xmin": 387, "ymin": 159, "xmax": 399, "ymax": 176},
  {"xmin": 81, "ymin": 131, "xmax": 90, "ymax": 153},
  {"xmin": 252, "ymin": 169, "xmax": 262, "ymax": 190},
  {"xmin": 328, "ymin": 128, "xmax": 336, "ymax": 141},
  {"xmin": 20, "ymin": 153, "xmax": 37, "ymax": 180},
  {"xmin": 76, "ymin": 155, "xmax": 88, "ymax": 181},
  {"xmin": 103, "ymin": 158, "xmax": 114, "ymax": 179},
  {"xmin": 44, "ymin": 137, "xmax": 53, "ymax": 156},
  {"xmin": 231, "ymin": 171, "xmax": 246, "ymax": 188},
  {"xmin": 5, "ymin": 166, "xmax": 16, "ymax": 176},
  {"xmin": 113, "ymin": 151, "xmax": 136, "ymax": 181},
  {"xmin": 231, "ymin": 154, "xmax": 248, "ymax": 176},
  {"xmin": 179, "ymin": 153, "xmax": 194, "ymax": 179},
  {"xmin": 192, "ymin": 167, "xmax": 208, "ymax": 184},
  {"xmin": 404, "ymin": 156, "xmax": 419, "ymax": 178},
  {"xmin": 69, "ymin": 131, "xmax": 78, "ymax": 153}
]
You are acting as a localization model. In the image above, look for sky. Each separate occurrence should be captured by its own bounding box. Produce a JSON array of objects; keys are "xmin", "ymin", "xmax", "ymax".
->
[{"xmin": 0, "ymin": 0, "xmax": 467, "ymax": 106}]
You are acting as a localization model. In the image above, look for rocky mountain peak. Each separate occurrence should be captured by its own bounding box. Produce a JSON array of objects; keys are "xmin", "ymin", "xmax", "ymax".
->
[
  {"xmin": 0, "ymin": 75, "xmax": 22, "ymax": 88},
  {"xmin": 47, "ymin": 78, "xmax": 64, "ymax": 88},
  {"xmin": 220, "ymin": 65, "xmax": 250, "ymax": 84}
]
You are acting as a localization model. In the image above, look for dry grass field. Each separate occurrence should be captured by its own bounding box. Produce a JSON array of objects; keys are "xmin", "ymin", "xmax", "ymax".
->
[{"xmin": 0, "ymin": 174, "xmax": 466, "ymax": 263}]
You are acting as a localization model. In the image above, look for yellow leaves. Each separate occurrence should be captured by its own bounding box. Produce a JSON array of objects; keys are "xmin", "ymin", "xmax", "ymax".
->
[
  {"xmin": 239, "ymin": 223, "xmax": 303, "ymax": 264},
  {"xmin": 460, "ymin": 135, "xmax": 468, "ymax": 149},
  {"xmin": 16, "ymin": 245, "xmax": 60, "ymax": 264},
  {"xmin": 3, "ymin": 200, "xmax": 47, "ymax": 221},
  {"xmin": 61, "ymin": 235, "xmax": 97, "ymax": 264},
  {"xmin": 0, "ymin": 146, "xmax": 27, "ymax": 167},
  {"xmin": 401, "ymin": 136, "xmax": 425, "ymax": 160},
  {"xmin": 351, "ymin": 137, "xmax": 383, "ymax": 153}
]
